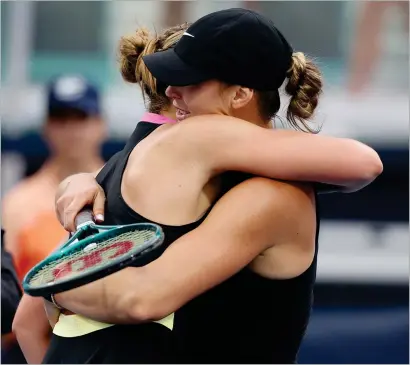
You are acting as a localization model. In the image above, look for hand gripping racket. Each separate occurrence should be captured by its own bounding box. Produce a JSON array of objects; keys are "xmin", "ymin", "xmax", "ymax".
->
[{"xmin": 23, "ymin": 209, "xmax": 164, "ymax": 297}]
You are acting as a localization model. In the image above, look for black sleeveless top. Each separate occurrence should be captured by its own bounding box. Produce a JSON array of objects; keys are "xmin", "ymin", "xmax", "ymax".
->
[
  {"xmin": 44, "ymin": 121, "xmax": 319, "ymax": 364},
  {"xmin": 93, "ymin": 121, "xmax": 218, "ymax": 363},
  {"xmin": 43, "ymin": 122, "xmax": 216, "ymax": 364},
  {"xmin": 99, "ymin": 121, "xmax": 320, "ymax": 364},
  {"xmin": 173, "ymin": 186, "xmax": 320, "ymax": 363}
]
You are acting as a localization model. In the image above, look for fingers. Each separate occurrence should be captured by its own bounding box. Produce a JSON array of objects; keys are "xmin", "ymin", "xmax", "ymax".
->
[
  {"xmin": 61, "ymin": 200, "xmax": 87, "ymax": 233},
  {"xmin": 55, "ymin": 197, "xmax": 68, "ymax": 229},
  {"xmin": 56, "ymin": 187, "xmax": 106, "ymax": 232},
  {"xmin": 57, "ymin": 194, "xmax": 95, "ymax": 232},
  {"xmin": 54, "ymin": 174, "xmax": 106, "ymax": 232},
  {"xmin": 93, "ymin": 188, "xmax": 106, "ymax": 223}
]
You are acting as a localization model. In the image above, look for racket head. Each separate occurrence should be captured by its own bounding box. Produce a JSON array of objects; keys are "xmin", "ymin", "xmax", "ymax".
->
[{"xmin": 23, "ymin": 223, "xmax": 164, "ymax": 296}]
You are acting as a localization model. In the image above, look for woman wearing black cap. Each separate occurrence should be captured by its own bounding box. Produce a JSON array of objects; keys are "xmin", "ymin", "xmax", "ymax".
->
[{"xmin": 45, "ymin": 9, "xmax": 381, "ymax": 364}]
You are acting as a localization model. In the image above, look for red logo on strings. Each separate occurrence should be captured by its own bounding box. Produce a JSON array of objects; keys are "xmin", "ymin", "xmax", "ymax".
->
[{"xmin": 52, "ymin": 240, "xmax": 133, "ymax": 280}]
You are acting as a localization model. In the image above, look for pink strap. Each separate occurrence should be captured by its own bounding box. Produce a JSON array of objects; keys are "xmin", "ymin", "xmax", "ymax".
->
[{"xmin": 141, "ymin": 112, "xmax": 176, "ymax": 124}]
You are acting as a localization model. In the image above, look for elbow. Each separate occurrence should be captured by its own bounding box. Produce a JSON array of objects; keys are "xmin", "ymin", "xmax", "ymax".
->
[
  {"xmin": 12, "ymin": 313, "xmax": 34, "ymax": 340},
  {"xmin": 12, "ymin": 316, "xmax": 26, "ymax": 338},
  {"xmin": 359, "ymin": 146, "xmax": 383, "ymax": 182},
  {"xmin": 349, "ymin": 143, "xmax": 383, "ymax": 191},
  {"xmin": 12, "ymin": 310, "xmax": 22, "ymax": 335},
  {"xmin": 368, "ymin": 152, "xmax": 384, "ymax": 179}
]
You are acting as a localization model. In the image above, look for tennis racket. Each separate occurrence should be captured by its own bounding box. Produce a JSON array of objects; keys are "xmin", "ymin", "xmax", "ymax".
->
[{"xmin": 23, "ymin": 209, "xmax": 165, "ymax": 297}]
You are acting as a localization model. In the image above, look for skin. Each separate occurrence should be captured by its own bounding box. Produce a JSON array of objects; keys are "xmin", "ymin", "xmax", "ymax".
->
[{"xmin": 12, "ymin": 296, "xmax": 58, "ymax": 364}]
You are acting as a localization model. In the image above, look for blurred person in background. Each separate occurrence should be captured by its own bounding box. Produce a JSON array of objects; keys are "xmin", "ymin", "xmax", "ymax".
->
[
  {"xmin": 347, "ymin": 1, "xmax": 409, "ymax": 94},
  {"xmin": 4, "ymin": 75, "xmax": 105, "ymax": 364},
  {"xmin": 2, "ymin": 75, "xmax": 106, "ymax": 282},
  {"xmin": 1, "ymin": 229, "xmax": 26, "ymax": 364},
  {"xmin": 163, "ymin": 1, "xmax": 258, "ymax": 28},
  {"xmin": 163, "ymin": 1, "xmax": 187, "ymax": 28}
]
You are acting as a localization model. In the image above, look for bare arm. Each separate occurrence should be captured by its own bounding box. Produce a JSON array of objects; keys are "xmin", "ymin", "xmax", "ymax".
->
[
  {"xmin": 12, "ymin": 295, "xmax": 52, "ymax": 364},
  {"xmin": 183, "ymin": 115, "xmax": 383, "ymax": 192},
  {"xmin": 54, "ymin": 178, "xmax": 308, "ymax": 323}
]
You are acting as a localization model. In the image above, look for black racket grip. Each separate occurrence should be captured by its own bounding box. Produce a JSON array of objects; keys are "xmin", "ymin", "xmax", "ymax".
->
[{"xmin": 75, "ymin": 209, "xmax": 94, "ymax": 230}]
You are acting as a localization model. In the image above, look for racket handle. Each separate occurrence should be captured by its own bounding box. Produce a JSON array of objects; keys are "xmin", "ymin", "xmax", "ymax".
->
[{"xmin": 75, "ymin": 209, "xmax": 94, "ymax": 230}]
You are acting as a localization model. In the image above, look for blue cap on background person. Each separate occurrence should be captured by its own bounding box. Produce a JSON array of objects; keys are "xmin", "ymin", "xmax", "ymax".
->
[{"xmin": 47, "ymin": 75, "xmax": 101, "ymax": 117}]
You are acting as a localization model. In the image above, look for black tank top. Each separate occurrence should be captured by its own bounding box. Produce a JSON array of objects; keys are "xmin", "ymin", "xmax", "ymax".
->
[
  {"xmin": 90, "ymin": 121, "xmax": 216, "ymax": 363},
  {"xmin": 43, "ymin": 122, "xmax": 203, "ymax": 364},
  {"xmin": 173, "ymin": 179, "xmax": 320, "ymax": 364},
  {"xmin": 97, "ymin": 122, "xmax": 319, "ymax": 364}
]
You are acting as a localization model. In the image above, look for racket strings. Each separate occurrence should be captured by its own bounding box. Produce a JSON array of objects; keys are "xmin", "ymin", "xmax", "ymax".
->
[{"xmin": 28, "ymin": 229, "xmax": 156, "ymax": 287}]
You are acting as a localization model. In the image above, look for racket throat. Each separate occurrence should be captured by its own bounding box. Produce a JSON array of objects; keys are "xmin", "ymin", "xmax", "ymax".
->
[{"xmin": 76, "ymin": 227, "xmax": 99, "ymax": 241}]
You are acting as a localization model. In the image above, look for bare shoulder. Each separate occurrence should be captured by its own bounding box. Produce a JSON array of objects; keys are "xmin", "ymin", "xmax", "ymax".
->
[
  {"xmin": 176, "ymin": 116, "xmax": 260, "ymax": 170},
  {"xmin": 231, "ymin": 177, "xmax": 315, "ymax": 210},
  {"xmin": 253, "ymin": 178, "xmax": 315, "ymax": 225},
  {"xmin": 207, "ymin": 177, "xmax": 316, "ymax": 237},
  {"xmin": 245, "ymin": 179, "xmax": 317, "ymax": 278},
  {"xmin": 178, "ymin": 115, "xmax": 252, "ymax": 139},
  {"xmin": 232, "ymin": 178, "xmax": 316, "ymax": 243}
]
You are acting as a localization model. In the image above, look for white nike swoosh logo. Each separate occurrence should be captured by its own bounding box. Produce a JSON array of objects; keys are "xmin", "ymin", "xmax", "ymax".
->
[{"xmin": 183, "ymin": 32, "xmax": 195, "ymax": 38}]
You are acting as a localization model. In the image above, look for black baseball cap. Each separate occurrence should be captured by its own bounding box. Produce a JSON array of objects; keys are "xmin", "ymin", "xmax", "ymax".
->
[
  {"xmin": 143, "ymin": 8, "xmax": 293, "ymax": 91},
  {"xmin": 47, "ymin": 75, "xmax": 101, "ymax": 116}
]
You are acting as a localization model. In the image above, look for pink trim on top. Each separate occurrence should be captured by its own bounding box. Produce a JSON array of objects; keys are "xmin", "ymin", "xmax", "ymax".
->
[{"xmin": 141, "ymin": 112, "xmax": 176, "ymax": 124}]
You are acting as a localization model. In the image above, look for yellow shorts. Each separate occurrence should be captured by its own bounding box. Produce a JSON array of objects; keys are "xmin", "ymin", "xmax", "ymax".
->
[{"xmin": 53, "ymin": 312, "xmax": 174, "ymax": 338}]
